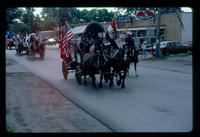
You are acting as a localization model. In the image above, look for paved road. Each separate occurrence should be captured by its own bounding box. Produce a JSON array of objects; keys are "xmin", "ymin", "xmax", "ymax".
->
[
  {"xmin": 6, "ymin": 46, "xmax": 193, "ymax": 132},
  {"xmin": 6, "ymin": 59, "xmax": 111, "ymax": 132}
]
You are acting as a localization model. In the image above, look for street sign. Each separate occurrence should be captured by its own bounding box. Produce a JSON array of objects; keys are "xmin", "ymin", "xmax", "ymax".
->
[
  {"xmin": 136, "ymin": 10, "xmax": 154, "ymax": 20},
  {"xmin": 117, "ymin": 16, "xmax": 132, "ymax": 23}
]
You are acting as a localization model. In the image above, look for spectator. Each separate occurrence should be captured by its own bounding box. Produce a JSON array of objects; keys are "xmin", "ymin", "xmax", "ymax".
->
[
  {"xmin": 16, "ymin": 32, "xmax": 21, "ymax": 42},
  {"xmin": 142, "ymin": 41, "xmax": 147, "ymax": 59}
]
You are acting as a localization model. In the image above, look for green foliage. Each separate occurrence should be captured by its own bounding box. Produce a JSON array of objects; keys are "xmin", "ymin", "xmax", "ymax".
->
[
  {"xmin": 40, "ymin": 8, "xmax": 115, "ymax": 28},
  {"xmin": 10, "ymin": 21, "xmax": 31, "ymax": 36},
  {"xmin": 6, "ymin": 8, "xmax": 23, "ymax": 30},
  {"xmin": 6, "ymin": 108, "xmax": 10, "ymax": 114},
  {"xmin": 40, "ymin": 16, "xmax": 58, "ymax": 31},
  {"xmin": 6, "ymin": 8, "xmax": 36, "ymax": 34},
  {"xmin": 6, "ymin": 125, "xmax": 15, "ymax": 133},
  {"xmin": 73, "ymin": 8, "xmax": 114, "ymax": 23}
]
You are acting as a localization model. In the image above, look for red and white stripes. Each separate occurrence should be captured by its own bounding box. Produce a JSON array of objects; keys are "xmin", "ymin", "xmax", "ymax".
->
[{"xmin": 62, "ymin": 30, "xmax": 73, "ymax": 48}]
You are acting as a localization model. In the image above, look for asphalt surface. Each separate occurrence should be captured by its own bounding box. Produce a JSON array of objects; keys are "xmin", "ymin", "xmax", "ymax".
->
[
  {"xmin": 6, "ymin": 46, "xmax": 193, "ymax": 132},
  {"xmin": 6, "ymin": 52, "xmax": 111, "ymax": 132}
]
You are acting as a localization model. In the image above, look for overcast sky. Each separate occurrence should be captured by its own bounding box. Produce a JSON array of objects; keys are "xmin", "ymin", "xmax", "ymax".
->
[{"xmin": 33, "ymin": 7, "xmax": 192, "ymax": 16}]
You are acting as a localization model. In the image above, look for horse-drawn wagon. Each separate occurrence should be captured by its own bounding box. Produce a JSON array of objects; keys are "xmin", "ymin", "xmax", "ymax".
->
[
  {"xmin": 15, "ymin": 38, "xmax": 29, "ymax": 56},
  {"xmin": 27, "ymin": 33, "xmax": 45, "ymax": 60},
  {"xmin": 61, "ymin": 22, "xmax": 106, "ymax": 85},
  {"xmin": 61, "ymin": 22, "xmax": 139, "ymax": 88},
  {"xmin": 6, "ymin": 38, "xmax": 16, "ymax": 50}
]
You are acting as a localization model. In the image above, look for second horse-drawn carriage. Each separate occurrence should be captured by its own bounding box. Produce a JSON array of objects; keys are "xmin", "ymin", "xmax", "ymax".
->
[
  {"xmin": 61, "ymin": 22, "xmax": 139, "ymax": 88},
  {"xmin": 15, "ymin": 38, "xmax": 29, "ymax": 56},
  {"xmin": 27, "ymin": 33, "xmax": 46, "ymax": 60}
]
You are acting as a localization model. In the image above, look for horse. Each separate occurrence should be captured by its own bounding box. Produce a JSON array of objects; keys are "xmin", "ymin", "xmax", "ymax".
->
[
  {"xmin": 98, "ymin": 27, "xmax": 129, "ymax": 88},
  {"xmin": 28, "ymin": 34, "xmax": 45, "ymax": 60},
  {"xmin": 123, "ymin": 44, "xmax": 139, "ymax": 77},
  {"xmin": 98, "ymin": 44, "xmax": 113, "ymax": 88},
  {"xmin": 75, "ymin": 49, "xmax": 106, "ymax": 88}
]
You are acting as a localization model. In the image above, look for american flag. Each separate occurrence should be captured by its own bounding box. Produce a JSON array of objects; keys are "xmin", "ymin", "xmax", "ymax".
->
[{"xmin": 60, "ymin": 24, "xmax": 73, "ymax": 61}]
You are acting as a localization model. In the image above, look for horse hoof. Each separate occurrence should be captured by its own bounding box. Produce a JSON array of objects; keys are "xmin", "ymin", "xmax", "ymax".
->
[
  {"xmin": 117, "ymin": 80, "xmax": 121, "ymax": 86},
  {"xmin": 109, "ymin": 82, "xmax": 113, "ymax": 87},
  {"xmin": 121, "ymin": 85, "xmax": 125, "ymax": 88},
  {"xmin": 93, "ymin": 85, "xmax": 97, "ymax": 89},
  {"xmin": 105, "ymin": 79, "xmax": 108, "ymax": 83},
  {"xmin": 99, "ymin": 84, "xmax": 102, "ymax": 88}
]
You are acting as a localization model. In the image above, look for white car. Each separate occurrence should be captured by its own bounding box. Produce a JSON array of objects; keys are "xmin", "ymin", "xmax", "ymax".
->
[
  {"xmin": 45, "ymin": 38, "xmax": 56, "ymax": 45},
  {"xmin": 46, "ymin": 38, "xmax": 56, "ymax": 42},
  {"xmin": 152, "ymin": 41, "xmax": 173, "ymax": 49}
]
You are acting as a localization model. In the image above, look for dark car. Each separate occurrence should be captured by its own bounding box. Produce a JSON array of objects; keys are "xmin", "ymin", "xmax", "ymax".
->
[{"xmin": 151, "ymin": 41, "xmax": 192, "ymax": 56}]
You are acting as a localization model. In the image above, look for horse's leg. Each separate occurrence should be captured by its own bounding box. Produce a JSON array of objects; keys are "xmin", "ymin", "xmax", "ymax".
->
[
  {"xmin": 109, "ymin": 72, "xmax": 114, "ymax": 87},
  {"xmin": 121, "ymin": 71, "xmax": 127, "ymax": 88},
  {"xmin": 77, "ymin": 71, "xmax": 82, "ymax": 85},
  {"xmin": 84, "ymin": 74, "xmax": 87, "ymax": 85},
  {"xmin": 92, "ymin": 74, "xmax": 97, "ymax": 88},
  {"xmin": 134, "ymin": 62, "xmax": 138, "ymax": 77},
  {"xmin": 117, "ymin": 72, "xmax": 122, "ymax": 86},
  {"xmin": 127, "ymin": 66, "xmax": 130, "ymax": 77},
  {"xmin": 104, "ymin": 73, "xmax": 108, "ymax": 83},
  {"xmin": 99, "ymin": 72, "xmax": 103, "ymax": 88}
]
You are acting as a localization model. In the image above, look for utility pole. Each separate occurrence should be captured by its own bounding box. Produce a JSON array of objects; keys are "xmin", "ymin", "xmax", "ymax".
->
[{"xmin": 156, "ymin": 7, "xmax": 162, "ymax": 57}]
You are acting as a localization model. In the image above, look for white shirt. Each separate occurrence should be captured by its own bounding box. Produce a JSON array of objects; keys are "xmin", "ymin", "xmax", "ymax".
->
[
  {"xmin": 16, "ymin": 34, "xmax": 20, "ymax": 42},
  {"xmin": 142, "ymin": 43, "xmax": 147, "ymax": 50},
  {"xmin": 77, "ymin": 37, "xmax": 81, "ymax": 45}
]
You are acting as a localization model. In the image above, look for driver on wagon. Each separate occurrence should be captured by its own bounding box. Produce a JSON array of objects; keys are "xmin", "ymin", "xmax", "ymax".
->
[{"xmin": 91, "ymin": 32, "xmax": 104, "ymax": 53}]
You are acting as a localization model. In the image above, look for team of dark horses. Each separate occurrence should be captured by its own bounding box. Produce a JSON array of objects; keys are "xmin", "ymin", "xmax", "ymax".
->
[{"xmin": 74, "ymin": 39, "xmax": 139, "ymax": 89}]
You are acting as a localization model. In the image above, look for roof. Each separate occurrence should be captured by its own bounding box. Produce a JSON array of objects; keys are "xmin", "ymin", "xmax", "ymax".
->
[{"xmin": 71, "ymin": 25, "xmax": 87, "ymax": 35}]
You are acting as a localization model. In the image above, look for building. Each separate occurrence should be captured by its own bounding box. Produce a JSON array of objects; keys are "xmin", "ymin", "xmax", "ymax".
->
[
  {"xmin": 58, "ymin": 12, "xmax": 192, "ymax": 48},
  {"xmin": 116, "ymin": 12, "xmax": 193, "ymax": 47},
  {"xmin": 40, "ymin": 31, "xmax": 56, "ymax": 39}
]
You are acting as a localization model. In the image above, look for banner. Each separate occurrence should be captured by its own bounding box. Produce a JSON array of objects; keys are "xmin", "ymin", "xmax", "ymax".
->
[{"xmin": 136, "ymin": 10, "xmax": 154, "ymax": 20}]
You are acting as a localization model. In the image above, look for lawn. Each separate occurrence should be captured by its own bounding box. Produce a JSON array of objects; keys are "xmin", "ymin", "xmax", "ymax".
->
[
  {"xmin": 145, "ymin": 52, "xmax": 192, "ymax": 61},
  {"xmin": 6, "ymin": 108, "xmax": 15, "ymax": 133}
]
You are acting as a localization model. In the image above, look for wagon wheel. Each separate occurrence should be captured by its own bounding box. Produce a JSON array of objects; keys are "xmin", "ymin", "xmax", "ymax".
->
[
  {"xmin": 62, "ymin": 61, "xmax": 68, "ymax": 80},
  {"xmin": 40, "ymin": 51, "xmax": 45, "ymax": 60}
]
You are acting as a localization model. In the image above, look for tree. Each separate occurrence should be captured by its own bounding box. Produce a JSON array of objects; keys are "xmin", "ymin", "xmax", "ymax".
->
[
  {"xmin": 9, "ymin": 21, "xmax": 31, "ymax": 36},
  {"xmin": 6, "ymin": 8, "xmax": 23, "ymax": 31},
  {"xmin": 32, "ymin": 14, "xmax": 42, "ymax": 32},
  {"xmin": 21, "ymin": 8, "xmax": 35, "ymax": 32}
]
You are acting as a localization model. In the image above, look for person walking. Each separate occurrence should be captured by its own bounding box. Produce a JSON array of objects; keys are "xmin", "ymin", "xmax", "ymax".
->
[{"xmin": 142, "ymin": 41, "xmax": 147, "ymax": 59}]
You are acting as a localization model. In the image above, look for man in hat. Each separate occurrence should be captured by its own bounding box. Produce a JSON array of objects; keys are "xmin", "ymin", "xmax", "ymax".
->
[
  {"xmin": 125, "ymin": 32, "xmax": 136, "ymax": 50},
  {"xmin": 125, "ymin": 31, "xmax": 136, "ymax": 59}
]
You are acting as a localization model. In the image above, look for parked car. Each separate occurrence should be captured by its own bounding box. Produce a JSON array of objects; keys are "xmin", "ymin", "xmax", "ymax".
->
[
  {"xmin": 150, "ymin": 41, "xmax": 192, "ymax": 56},
  {"xmin": 45, "ymin": 38, "xmax": 56, "ymax": 45}
]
